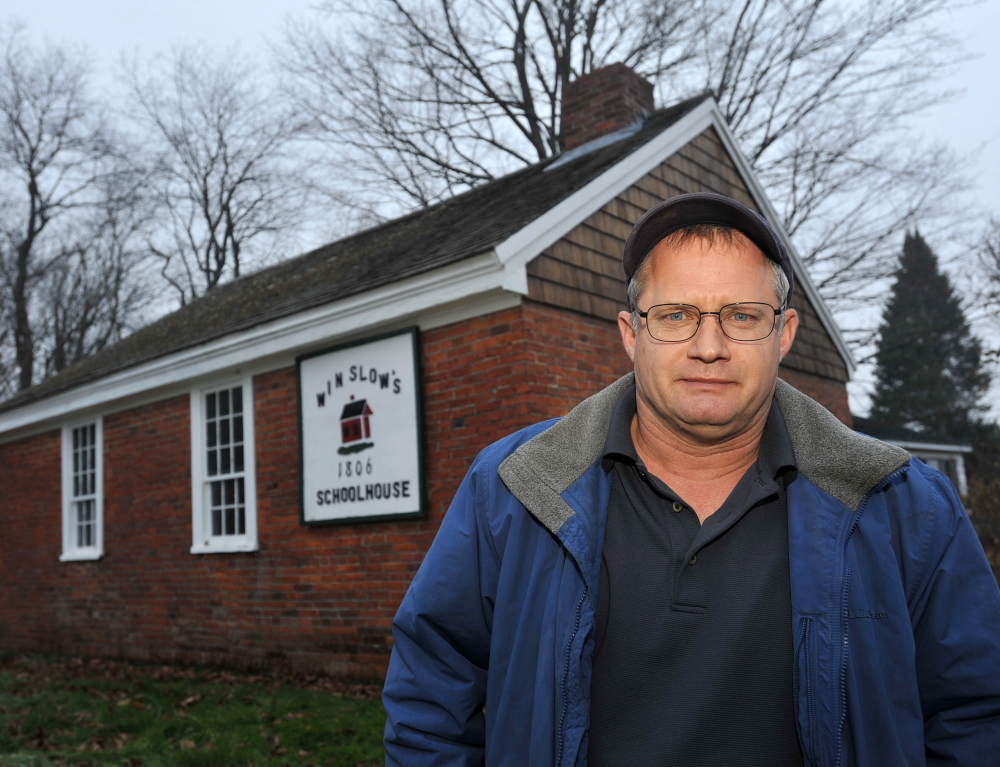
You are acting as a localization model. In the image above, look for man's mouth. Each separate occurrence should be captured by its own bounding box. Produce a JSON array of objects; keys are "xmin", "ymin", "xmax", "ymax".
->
[{"xmin": 680, "ymin": 377, "xmax": 735, "ymax": 388}]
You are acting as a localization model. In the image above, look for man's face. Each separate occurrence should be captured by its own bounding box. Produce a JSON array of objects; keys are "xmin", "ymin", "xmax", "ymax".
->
[{"xmin": 618, "ymin": 234, "xmax": 798, "ymax": 443}]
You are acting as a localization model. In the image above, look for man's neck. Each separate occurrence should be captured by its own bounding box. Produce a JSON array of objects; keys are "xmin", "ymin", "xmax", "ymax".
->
[{"xmin": 630, "ymin": 400, "xmax": 770, "ymax": 523}]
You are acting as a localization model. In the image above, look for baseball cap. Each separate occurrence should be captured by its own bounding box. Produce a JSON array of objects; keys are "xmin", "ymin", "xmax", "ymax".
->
[{"xmin": 622, "ymin": 192, "xmax": 794, "ymax": 304}]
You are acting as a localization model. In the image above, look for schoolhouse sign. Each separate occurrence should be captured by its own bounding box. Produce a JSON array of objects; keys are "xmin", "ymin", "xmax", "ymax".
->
[{"xmin": 297, "ymin": 328, "xmax": 425, "ymax": 524}]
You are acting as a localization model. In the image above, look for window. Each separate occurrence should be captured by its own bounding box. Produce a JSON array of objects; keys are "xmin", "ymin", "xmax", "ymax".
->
[
  {"xmin": 61, "ymin": 419, "xmax": 103, "ymax": 561},
  {"xmin": 190, "ymin": 379, "xmax": 257, "ymax": 553}
]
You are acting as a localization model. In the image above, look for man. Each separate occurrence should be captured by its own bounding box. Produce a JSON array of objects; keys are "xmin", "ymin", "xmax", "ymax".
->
[{"xmin": 383, "ymin": 193, "xmax": 1000, "ymax": 766}]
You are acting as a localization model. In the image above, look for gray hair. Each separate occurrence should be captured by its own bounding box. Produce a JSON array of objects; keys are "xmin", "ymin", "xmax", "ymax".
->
[{"xmin": 627, "ymin": 227, "xmax": 790, "ymax": 332}]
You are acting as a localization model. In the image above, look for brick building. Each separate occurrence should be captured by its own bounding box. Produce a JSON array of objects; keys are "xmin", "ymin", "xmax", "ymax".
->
[{"xmin": 0, "ymin": 65, "xmax": 853, "ymax": 679}]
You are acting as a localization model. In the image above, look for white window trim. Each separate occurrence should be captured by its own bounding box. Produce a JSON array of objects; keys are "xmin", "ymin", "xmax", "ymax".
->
[
  {"xmin": 190, "ymin": 376, "xmax": 258, "ymax": 554},
  {"xmin": 909, "ymin": 449, "xmax": 969, "ymax": 497},
  {"xmin": 60, "ymin": 417, "xmax": 104, "ymax": 562}
]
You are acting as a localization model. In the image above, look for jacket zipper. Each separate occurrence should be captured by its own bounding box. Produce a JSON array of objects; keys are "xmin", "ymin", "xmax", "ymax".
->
[
  {"xmin": 835, "ymin": 559, "xmax": 852, "ymax": 767},
  {"xmin": 556, "ymin": 587, "xmax": 588, "ymax": 767},
  {"xmin": 834, "ymin": 467, "xmax": 905, "ymax": 767}
]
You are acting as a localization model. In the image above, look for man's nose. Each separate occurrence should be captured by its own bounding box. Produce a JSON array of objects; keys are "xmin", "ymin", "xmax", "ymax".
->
[{"xmin": 687, "ymin": 313, "xmax": 730, "ymax": 361}]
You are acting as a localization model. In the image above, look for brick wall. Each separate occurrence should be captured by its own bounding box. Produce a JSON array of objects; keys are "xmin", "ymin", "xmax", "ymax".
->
[{"xmin": 0, "ymin": 299, "xmax": 847, "ymax": 678}]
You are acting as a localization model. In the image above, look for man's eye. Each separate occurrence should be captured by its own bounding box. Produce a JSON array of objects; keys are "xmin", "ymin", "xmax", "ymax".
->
[
  {"xmin": 667, "ymin": 312, "xmax": 686, "ymax": 322},
  {"xmin": 733, "ymin": 312, "xmax": 750, "ymax": 322}
]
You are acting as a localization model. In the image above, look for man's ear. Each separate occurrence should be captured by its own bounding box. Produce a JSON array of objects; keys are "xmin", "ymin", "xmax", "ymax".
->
[
  {"xmin": 618, "ymin": 310, "xmax": 637, "ymax": 363},
  {"xmin": 779, "ymin": 308, "xmax": 798, "ymax": 362}
]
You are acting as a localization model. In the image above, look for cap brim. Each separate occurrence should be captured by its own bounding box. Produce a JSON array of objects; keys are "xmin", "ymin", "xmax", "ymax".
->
[{"xmin": 622, "ymin": 192, "xmax": 793, "ymax": 301}]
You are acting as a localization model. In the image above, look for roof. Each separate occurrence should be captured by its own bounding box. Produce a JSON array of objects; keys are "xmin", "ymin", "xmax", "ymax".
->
[
  {"xmin": 853, "ymin": 417, "xmax": 972, "ymax": 452},
  {"xmin": 340, "ymin": 400, "xmax": 372, "ymax": 420},
  {"xmin": 0, "ymin": 96, "xmax": 710, "ymax": 416}
]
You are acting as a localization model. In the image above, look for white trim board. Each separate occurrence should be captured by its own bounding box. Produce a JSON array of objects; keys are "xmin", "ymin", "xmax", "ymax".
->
[
  {"xmin": 885, "ymin": 440, "xmax": 973, "ymax": 454},
  {"xmin": 0, "ymin": 259, "xmax": 521, "ymax": 444}
]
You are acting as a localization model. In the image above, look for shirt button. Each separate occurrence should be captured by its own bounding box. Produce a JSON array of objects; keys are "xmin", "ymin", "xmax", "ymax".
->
[
  {"xmin": 690, "ymin": 555, "xmax": 697, "ymax": 565},
  {"xmin": 672, "ymin": 501, "xmax": 683, "ymax": 513}
]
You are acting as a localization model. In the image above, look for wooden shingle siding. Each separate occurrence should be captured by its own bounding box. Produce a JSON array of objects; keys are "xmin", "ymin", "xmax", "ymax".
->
[
  {"xmin": 784, "ymin": 294, "xmax": 850, "ymax": 381},
  {"xmin": 526, "ymin": 126, "xmax": 849, "ymax": 383}
]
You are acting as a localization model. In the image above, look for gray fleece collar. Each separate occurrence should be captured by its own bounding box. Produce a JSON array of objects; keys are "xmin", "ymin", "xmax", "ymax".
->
[{"xmin": 498, "ymin": 373, "xmax": 910, "ymax": 535}]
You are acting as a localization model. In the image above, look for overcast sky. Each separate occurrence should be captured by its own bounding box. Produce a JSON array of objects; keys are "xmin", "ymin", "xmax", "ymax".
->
[
  {"xmin": 10, "ymin": 1, "xmax": 1000, "ymax": 414},
  {"xmin": 14, "ymin": 1, "xmax": 998, "ymax": 210}
]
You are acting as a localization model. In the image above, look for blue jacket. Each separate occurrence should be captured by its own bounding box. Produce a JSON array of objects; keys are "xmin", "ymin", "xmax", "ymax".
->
[{"xmin": 384, "ymin": 375, "xmax": 1000, "ymax": 766}]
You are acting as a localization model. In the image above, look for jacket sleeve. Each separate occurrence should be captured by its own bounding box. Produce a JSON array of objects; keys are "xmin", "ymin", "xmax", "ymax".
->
[
  {"xmin": 383, "ymin": 451, "xmax": 501, "ymax": 767},
  {"xmin": 906, "ymin": 465, "xmax": 1000, "ymax": 765}
]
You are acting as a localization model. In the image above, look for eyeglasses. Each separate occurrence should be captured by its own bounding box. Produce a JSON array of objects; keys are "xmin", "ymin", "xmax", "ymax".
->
[{"xmin": 637, "ymin": 302, "xmax": 781, "ymax": 342}]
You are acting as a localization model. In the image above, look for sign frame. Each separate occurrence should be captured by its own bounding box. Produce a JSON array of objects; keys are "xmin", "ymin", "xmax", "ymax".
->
[{"xmin": 295, "ymin": 326, "xmax": 427, "ymax": 526}]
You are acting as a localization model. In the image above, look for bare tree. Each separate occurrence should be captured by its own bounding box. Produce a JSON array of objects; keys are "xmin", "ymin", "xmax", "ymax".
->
[
  {"xmin": 0, "ymin": 25, "xmax": 146, "ymax": 393},
  {"xmin": 125, "ymin": 47, "xmax": 307, "ymax": 305},
  {"xmin": 277, "ymin": 0, "xmax": 969, "ymax": 322},
  {"xmin": 37, "ymin": 167, "xmax": 154, "ymax": 379},
  {"xmin": 277, "ymin": 0, "xmax": 698, "ymax": 221}
]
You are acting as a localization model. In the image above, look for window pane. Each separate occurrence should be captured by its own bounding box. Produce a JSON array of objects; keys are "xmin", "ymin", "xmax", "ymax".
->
[
  {"xmin": 88, "ymin": 423, "xmax": 95, "ymax": 446},
  {"xmin": 75, "ymin": 500, "xmax": 94, "ymax": 548},
  {"xmin": 73, "ymin": 428, "xmax": 79, "ymax": 450},
  {"xmin": 202, "ymin": 388, "xmax": 250, "ymax": 542}
]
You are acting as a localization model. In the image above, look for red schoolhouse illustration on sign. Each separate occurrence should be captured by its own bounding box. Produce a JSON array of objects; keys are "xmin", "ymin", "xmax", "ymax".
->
[{"xmin": 338, "ymin": 396, "xmax": 374, "ymax": 454}]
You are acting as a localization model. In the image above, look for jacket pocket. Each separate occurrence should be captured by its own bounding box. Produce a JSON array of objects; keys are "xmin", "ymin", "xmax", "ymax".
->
[{"xmin": 794, "ymin": 617, "xmax": 817, "ymax": 767}]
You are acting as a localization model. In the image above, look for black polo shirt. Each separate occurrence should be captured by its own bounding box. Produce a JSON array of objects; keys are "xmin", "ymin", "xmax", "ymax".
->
[{"xmin": 588, "ymin": 385, "xmax": 803, "ymax": 767}]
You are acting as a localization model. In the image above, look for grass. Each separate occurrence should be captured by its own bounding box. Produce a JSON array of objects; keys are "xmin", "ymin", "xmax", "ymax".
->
[{"xmin": 0, "ymin": 653, "xmax": 386, "ymax": 766}]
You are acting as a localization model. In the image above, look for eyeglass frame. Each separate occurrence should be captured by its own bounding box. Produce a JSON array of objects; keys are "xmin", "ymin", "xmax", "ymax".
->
[{"xmin": 636, "ymin": 302, "xmax": 784, "ymax": 343}]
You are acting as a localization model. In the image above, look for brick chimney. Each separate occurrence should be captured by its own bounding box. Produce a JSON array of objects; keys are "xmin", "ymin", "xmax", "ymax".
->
[{"xmin": 561, "ymin": 63, "xmax": 654, "ymax": 151}]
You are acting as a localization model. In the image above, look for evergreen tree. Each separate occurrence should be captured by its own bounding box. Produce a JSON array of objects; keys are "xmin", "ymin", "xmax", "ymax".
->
[{"xmin": 869, "ymin": 231, "xmax": 988, "ymax": 437}]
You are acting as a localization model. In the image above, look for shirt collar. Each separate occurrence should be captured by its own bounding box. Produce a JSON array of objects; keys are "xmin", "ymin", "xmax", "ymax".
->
[{"xmin": 600, "ymin": 383, "xmax": 798, "ymax": 481}]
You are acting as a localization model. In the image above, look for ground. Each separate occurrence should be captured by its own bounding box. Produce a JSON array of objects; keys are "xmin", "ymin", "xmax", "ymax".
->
[{"xmin": 0, "ymin": 654, "xmax": 385, "ymax": 766}]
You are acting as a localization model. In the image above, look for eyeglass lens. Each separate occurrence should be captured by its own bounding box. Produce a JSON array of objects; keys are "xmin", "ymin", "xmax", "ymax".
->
[{"xmin": 644, "ymin": 303, "xmax": 777, "ymax": 342}]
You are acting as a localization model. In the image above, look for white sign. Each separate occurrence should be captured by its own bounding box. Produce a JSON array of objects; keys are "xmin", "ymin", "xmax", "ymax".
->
[{"xmin": 297, "ymin": 329, "xmax": 424, "ymax": 524}]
